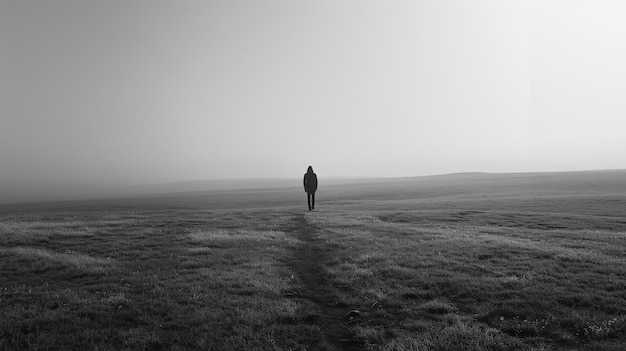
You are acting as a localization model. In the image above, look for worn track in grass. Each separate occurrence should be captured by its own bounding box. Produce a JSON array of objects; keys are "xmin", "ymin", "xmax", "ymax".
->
[{"xmin": 284, "ymin": 213, "xmax": 361, "ymax": 351}]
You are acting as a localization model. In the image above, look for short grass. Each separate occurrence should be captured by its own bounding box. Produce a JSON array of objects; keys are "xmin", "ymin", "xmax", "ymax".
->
[
  {"xmin": 1, "ymin": 199, "xmax": 626, "ymax": 350},
  {"xmin": 306, "ymin": 209, "xmax": 626, "ymax": 350},
  {"xmin": 1, "ymin": 210, "xmax": 323, "ymax": 350}
]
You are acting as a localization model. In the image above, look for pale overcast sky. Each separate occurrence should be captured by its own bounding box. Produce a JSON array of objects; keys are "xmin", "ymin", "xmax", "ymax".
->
[{"xmin": 1, "ymin": 1, "xmax": 625, "ymax": 193}]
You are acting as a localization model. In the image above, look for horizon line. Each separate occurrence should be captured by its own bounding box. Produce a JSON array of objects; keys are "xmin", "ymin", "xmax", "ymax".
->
[{"xmin": 150, "ymin": 168, "xmax": 626, "ymax": 185}]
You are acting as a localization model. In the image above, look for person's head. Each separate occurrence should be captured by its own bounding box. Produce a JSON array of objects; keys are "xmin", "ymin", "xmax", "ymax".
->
[{"xmin": 307, "ymin": 166, "xmax": 313, "ymax": 173}]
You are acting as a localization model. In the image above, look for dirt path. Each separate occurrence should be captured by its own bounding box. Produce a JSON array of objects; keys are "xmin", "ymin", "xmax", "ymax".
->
[{"xmin": 284, "ymin": 213, "xmax": 359, "ymax": 351}]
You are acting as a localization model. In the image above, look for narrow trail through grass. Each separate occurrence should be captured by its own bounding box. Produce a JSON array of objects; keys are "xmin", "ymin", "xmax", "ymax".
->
[{"xmin": 284, "ymin": 213, "xmax": 360, "ymax": 350}]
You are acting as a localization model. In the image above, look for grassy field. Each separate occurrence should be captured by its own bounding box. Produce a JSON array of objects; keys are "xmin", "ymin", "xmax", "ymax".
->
[{"xmin": 1, "ymin": 171, "xmax": 626, "ymax": 350}]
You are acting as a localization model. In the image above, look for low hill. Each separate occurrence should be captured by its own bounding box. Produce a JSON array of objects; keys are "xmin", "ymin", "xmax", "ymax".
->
[{"xmin": 2, "ymin": 170, "xmax": 625, "ymax": 215}]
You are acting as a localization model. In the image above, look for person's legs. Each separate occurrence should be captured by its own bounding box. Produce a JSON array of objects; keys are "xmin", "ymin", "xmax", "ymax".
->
[
  {"xmin": 307, "ymin": 193, "xmax": 312, "ymax": 211},
  {"xmin": 311, "ymin": 192, "xmax": 315, "ymax": 210}
]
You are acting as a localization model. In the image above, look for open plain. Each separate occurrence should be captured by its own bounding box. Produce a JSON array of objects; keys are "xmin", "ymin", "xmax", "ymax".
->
[{"xmin": 1, "ymin": 170, "xmax": 626, "ymax": 350}]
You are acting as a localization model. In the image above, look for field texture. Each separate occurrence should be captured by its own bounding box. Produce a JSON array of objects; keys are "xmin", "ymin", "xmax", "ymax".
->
[{"xmin": 1, "ymin": 171, "xmax": 626, "ymax": 350}]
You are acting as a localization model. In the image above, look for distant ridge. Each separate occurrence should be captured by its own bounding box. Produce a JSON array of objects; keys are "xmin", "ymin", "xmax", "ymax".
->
[{"xmin": 1, "ymin": 169, "xmax": 625, "ymax": 206}]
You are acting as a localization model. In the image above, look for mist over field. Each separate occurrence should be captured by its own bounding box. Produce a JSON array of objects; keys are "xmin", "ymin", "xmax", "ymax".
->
[
  {"xmin": 0, "ymin": 175, "xmax": 369, "ymax": 205},
  {"xmin": 2, "ymin": 169, "xmax": 626, "ymax": 212},
  {"xmin": 2, "ymin": 1, "xmax": 626, "ymax": 193}
]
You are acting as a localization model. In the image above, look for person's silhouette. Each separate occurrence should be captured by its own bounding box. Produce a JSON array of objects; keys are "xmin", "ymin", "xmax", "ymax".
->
[{"xmin": 303, "ymin": 166, "xmax": 318, "ymax": 211}]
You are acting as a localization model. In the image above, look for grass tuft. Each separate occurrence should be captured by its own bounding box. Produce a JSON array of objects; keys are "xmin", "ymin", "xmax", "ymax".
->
[{"xmin": 5, "ymin": 246, "xmax": 114, "ymax": 272}]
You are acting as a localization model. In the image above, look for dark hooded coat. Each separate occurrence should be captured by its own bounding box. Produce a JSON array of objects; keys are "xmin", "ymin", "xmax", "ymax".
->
[{"xmin": 303, "ymin": 166, "xmax": 318, "ymax": 194}]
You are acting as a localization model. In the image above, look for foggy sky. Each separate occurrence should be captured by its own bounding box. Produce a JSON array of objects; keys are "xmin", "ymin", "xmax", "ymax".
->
[{"xmin": 2, "ymin": 0, "xmax": 626, "ymax": 201}]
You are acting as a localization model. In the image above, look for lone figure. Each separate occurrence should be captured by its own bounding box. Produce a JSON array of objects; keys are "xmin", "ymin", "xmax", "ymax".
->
[{"xmin": 303, "ymin": 166, "xmax": 318, "ymax": 211}]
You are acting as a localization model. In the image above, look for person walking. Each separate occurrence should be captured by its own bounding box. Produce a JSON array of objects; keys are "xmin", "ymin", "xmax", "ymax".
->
[{"xmin": 303, "ymin": 166, "xmax": 318, "ymax": 211}]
